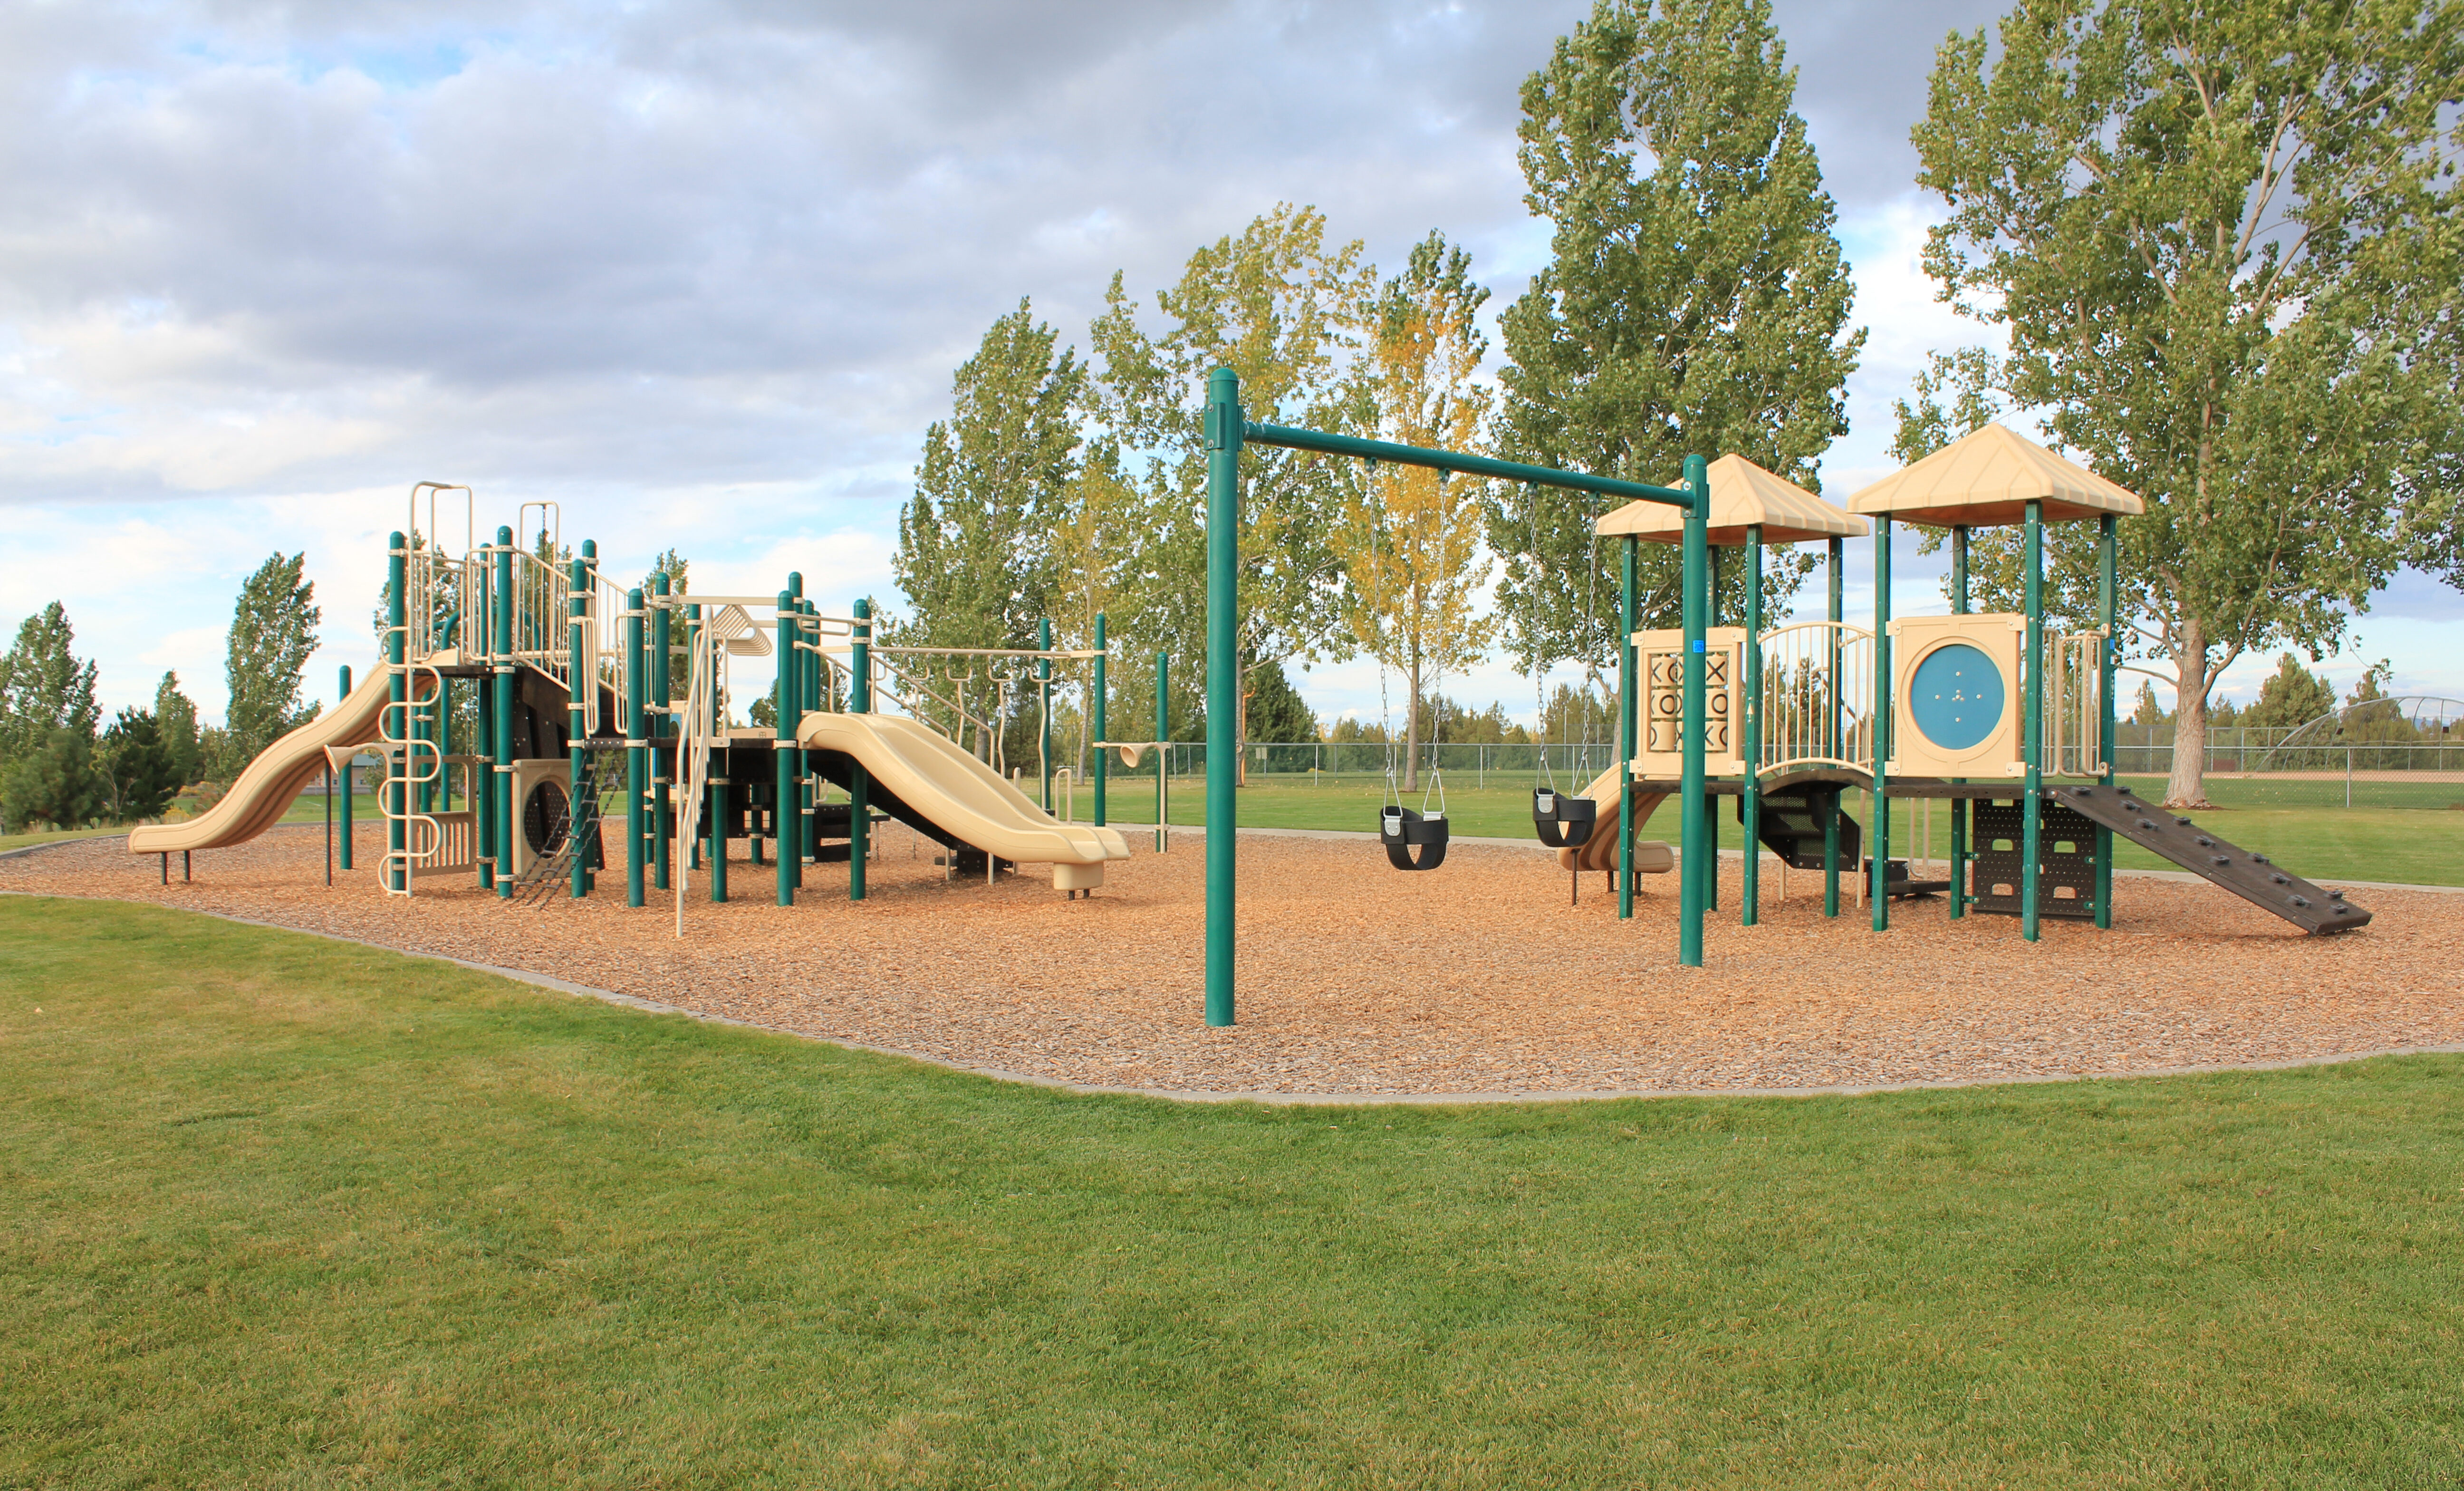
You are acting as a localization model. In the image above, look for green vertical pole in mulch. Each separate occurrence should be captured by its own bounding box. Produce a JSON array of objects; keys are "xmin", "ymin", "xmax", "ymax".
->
[
  {"xmin": 1949, "ymin": 526, "xmax": 1969, "ymax": 918},
  {"xmin": 652, "ymin": 572, "xmax": 672, "ymax": 893},
  {"xmin": 385, "ymin": 532, "xmax": 407, "ymax": 894},
  {"xmin": 1039, "ymin": 616, "xmax": 1054, "ymax": 812},
  {"xmin": 775, "ymin": 590, "xmax": 797, "ymax": 909},
  {"xmin": 2022, "ymin": 499, "xmax": 2045, "ymax": 942},
  {"xmin": 337, "ymin": 664, "xmax": 356, "ymax": 872},
  {"xmin": 1155, "ymin": 651, "xmax": 1169, "ymax": 854},
  {"xmin": 568, "ymin": 557, "xmax": 590, "ymax": 901},
  {"xmin": 1742, "ymin": 524, "xmax": 1763, "ymax": 926},
  {"xmin": 1822, "ymin": 536, "xmax": 1843, "ymax": 918},
  {"xmin": 1092, "ymin": 612, "xmax": 1108, "ymax": 827},
  {"xmin": 850, "ymin": 598, "xmax": 871, "ymax": 902},
  {"xmin": 2095, "ymin": 513, "xmax": 2118, "ymax": 929},
  {"xmin": 1677, "ymin": 456, "xmax": 1709, "ymax": 968},
  {"xmin": 1203, "ymin": 367, "xmax": 1240, "ymax": 1027},
  {"xmin": 1617, "ymin": 534, "xmax": 1637, "ymax": 921},
  {"xmin": 493, "ymin": 528, "xmax": 515, "ymax": 899},
  {"xmin": 625, "ymin": 587, "xmax": 647, "ymax": 909},
  {"xmin": 1871, "ymin": 516, "xmax": 1892, "ymax": 932}
]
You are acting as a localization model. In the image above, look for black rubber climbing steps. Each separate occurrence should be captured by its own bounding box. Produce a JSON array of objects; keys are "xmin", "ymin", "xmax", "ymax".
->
[{"xmin": 2046, "ymin": 782, "xmax": 2370, "ymax": 935}]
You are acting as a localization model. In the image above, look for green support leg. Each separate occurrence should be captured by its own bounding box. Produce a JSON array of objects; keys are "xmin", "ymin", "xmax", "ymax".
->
[
  {"xmin": 494, "ymin": 528, "xmax": 516, "ymax": 899},
  {"xmin": 1203, "ymin": 369, "xmax": 1240, "ymax": 1026},
  {"xmin": 1155, "ymin": 651, "xmax": 1169, "ymax": 854},
  {"xmin": 569, "ymin": 557, "xmax": 590, "ymax": 900},
  {"xmin": 1092, "ymin": 613, "xmax": 1108, "ymax": 827},
  {"xmin": 626, "ymin": 587, "xmax": 647, "ymax": 909},
  {"xmin": 1872, "ymin": 516, "xmax": 1892, "ymax": 932},
  {"xmin": 775, "ymin": 591, "xmax": 796, "ymax": 907},
  {"xmin": 652, "ymin": 572, "xmax": 672, "ymax": 893},
  {"xmin": 1742, "ymin": 525, "xmax": 1762, "ymax": 926},
  {"xmin": 1824, "ymin": 536, "xmax": 1841, "ymax": 918},
  {"xmin": 850, "ymin": 598, "xmax": 872, "ymax": 901},
  {"xmin": 2022, "ymin": 500, "xmax": 2045, "ymax": 941},
  {"xmin": 1949, "ymin": 526, "xmax": 1969, "ymax": 918},
  {"xmin": 1677, "ymin": 456, "xmax": 1710, "ymax": 968},
  {"xmin": 2095, "ymin": 513, "xmax": 2117, "ymax": 929},
  {"xmin": 1618, "ymin": 535, "xmax": 1637, "ymax": 922}
]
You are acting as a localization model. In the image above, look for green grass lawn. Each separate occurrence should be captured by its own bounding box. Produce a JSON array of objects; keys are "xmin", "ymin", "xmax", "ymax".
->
[
  {"xmin": 6, "ymin": 898, "xmax": 2463, "ymax": 1488},
  {"xmin": 1081, "ymin": 775, "xmax": 2464, "ymax": 887}
]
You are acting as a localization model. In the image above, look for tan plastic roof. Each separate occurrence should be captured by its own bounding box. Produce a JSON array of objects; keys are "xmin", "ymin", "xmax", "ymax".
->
[
  {"xmin": 1593, "ymin": 454, "xmax": 1869, "ymax": 547},
  {"xmin": 1844, "ymin": 423, "xmax": 2144, "ymax": 527}
]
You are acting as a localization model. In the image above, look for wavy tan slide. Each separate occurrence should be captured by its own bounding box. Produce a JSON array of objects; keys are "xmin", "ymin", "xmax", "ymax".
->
[
  {"xmin": 1554, "ymin": 762, "xmax": 1676, "ymax": 876},
  {"xmin": 797, "ymin": 711, "xmax": 1131, "ymax": 891},
  {"xmin": 127, "ymin": 666, "xmax": 438, "ymax": 856}
]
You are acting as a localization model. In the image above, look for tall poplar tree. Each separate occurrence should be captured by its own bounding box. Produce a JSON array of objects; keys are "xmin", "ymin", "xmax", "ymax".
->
[
  {"xmin": 1909, "ymin": 0, "xmax": 2462, "ymax": 806},
  {"xmin": 1490, "ymin": 0, "xmax": 1860, "ymax": 680},
  {"xmin": 0, "ymin": 602, "xmax": 101, "ymax": 763},
  {"xmin": 225, "ymin": 553, "xmax": 322, "ymax": 766}
]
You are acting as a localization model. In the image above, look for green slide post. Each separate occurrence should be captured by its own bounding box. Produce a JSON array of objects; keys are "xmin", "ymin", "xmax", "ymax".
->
[
  {"xmin": 1203, "ymin": 368, "xmax": 1240, "ymax": 1027},
  {"xmin": 1823, "ymin": 536, "xmax": 1841, "ymax": 918},
  {"xmin": 1872, "ymin": 516, "xmax": 1892, "ymax": 932},
  {"xmin": 2095, "ymin": 513, "xmax": 2117, "ymax": 928},
  {"xmin": 568, "ymin": 557, "xmax": 590, "ymax": 900},
  {"xmin": 1039, "ymin": 616, "xmax": 1053, "ymax": 812},
  {"xmin": 493, "ymin": 527, "xmax": 515, "ymax": 900},
  {"xmin": 2021, "ymin": 500, "xmax": 2044, "ymax": 942},
  {"xmin": 1155, "ymin": 651, "xmax": 1168, "ymax": 853},
  {"xmin": 1949, "ymin": 526, "xmax": 1969, "ymax": 919},
  {"xmin": 651, "ymin": 571, "xmax": 671, "ymax": 893},
  {"xmin": 1091, "ymin": 613, "xmax": 1107, "ymax": 827},
  {"xmin": 849, "ymin": 598, "xmax": 871, "ymax": 902},
  {"xmin": 1618, "ymin": 535, "xmax": 1636, "ymax": 921},
  {"xmin": 775, "ymin": 590, "xmax": 796, "ymax": 908},
  {"xmin": 385, "ymin": 532, "xmax": 407, "ymax": 894},
  {"xmin": 1742, "ymin": 523, "xmax": 1762, "ymax": 926},
  {"xmin": 1677, "ymin": 457, "xmax": 1709, "ymax": 968},
  {"xmin": 337, "ymin": 665, "xmax": 355, "ymax": 871},
  {"xmin": 625, "ymin": 587, "xmax": 646, "ymax": 909},
  {"xmin": 787, "ymin": 574, "xmax": 805, "ymax": 887}
]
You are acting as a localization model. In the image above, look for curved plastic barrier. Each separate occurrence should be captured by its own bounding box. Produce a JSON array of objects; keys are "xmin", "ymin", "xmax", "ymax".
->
[
  {"xmin": 797, "ymin": 712, "xmax": 1129, "ymax": 889},
  {"xmin": 128, "ymin": 665, "xmax": 441, "ymax": 855},
  {"xmin": 1553, "ymin": 762, "xmax": 1676, "ymax": 875}
]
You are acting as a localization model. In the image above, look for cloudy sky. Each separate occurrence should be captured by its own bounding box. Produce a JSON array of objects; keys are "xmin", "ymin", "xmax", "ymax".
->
[{"xmin": 6, "ymin": 0, "xmax": 2459, "ymax": 731}]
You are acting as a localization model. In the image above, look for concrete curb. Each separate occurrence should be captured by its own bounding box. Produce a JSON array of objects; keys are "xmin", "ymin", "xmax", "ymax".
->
[{"xmin": 12, "ymin": 891, "xmax": 2462, "ymax": 1108}]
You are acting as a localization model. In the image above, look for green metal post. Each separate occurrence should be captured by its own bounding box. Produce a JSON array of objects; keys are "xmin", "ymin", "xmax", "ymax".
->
[
  {"xmin": 1039, "ymin": 616, "xmax": 1054, "ymax": 812},
  {"xmin": 2096, "ymin": 513, "xmax": 2118, "ymax": 929},
  {"xmin": 788, "ymin": 576, "xmax": 806, "ymax": 885},
  {"xmin": 385, "ymin": 532, "xmax": 407, "ymax": 893},
  {"xmin": 1092, "ymin": 613, "xmax": 1108, "ymax": 827},
  {"xmin": 493, "ymin": 528, "xmax": 515, "ymax": 899},
  {"xmin": 1618, "ymin": 535, "xmax": 1637, "ymax": 921},
  {"xmin": 625, "ymin": 588, "xmax": 647, "ymax": 908},
  {"xmin": 1950, "ymin": 526, "xmax": 1970, "ymax": 919},
  {"xmin": 1872, "ymin": 516, "xmax": 1892, "ymax": 931},
  {"xmin": 1824, "ymin": 536, "xmax": 1841, "ymax": 918},
  {"xmin": 652, "ymin": 572, "xmax": 672, "ymax": 892},
  {"xmin": 337, "ymin": 665, "xmax": 356, "ymax": 871},
  {"xmin": 710, "ymin": 777, "xmax": 728, "ymax": 902},
  {"xmin": 775, "ymin": 590, "xmax": 796, "ymax": 908},
  {"xmin": 1742, "ymin": 524, "xmax": 1763, "ymax": 926},
  {"xmin": 850, "ymin": 598, "xmax": 871, "ymax": 901},
  {"xmin": 568, "ymin": 558, "xmax": 590, "ymax": 900},
  {"xmin": 2022, "ymin": 500, "xmax": 2045, "ymax": 941},
  {"xmin": 1155, "ymin": 651, "xmax": 1170, "ymax": 853},
  {"xmin": 1677, "ymin": 457, "xmax": 1709, "ymax": 968},
  {"xmin": 1203, "ymin": 368, "xmax": 1240, "ymax": 1026}
]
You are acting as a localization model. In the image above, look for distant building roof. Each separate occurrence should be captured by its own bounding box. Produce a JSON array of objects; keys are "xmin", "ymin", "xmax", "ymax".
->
[
  {"xmin": 1845, "ymin": 423, "xmax": 2143, "ymax": 527},
  {"xmin": 1594, "ymin": 454, "xmax": 1869, "ymax": 547}
]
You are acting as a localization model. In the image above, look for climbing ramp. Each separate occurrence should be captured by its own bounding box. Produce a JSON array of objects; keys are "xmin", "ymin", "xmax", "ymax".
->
[{"xmin": 2047, "ymin": 783, "xmax": 2371, "ymax": 934}]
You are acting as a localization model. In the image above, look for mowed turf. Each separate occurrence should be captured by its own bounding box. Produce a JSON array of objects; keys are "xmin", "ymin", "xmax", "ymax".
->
[{"xmin": 4, "ymin": 898, "xmax": 2462, "ymax": 1489}]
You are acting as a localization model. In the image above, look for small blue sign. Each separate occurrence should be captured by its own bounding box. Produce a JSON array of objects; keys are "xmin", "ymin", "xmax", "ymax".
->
[{"xmin": 1691, "ymin": 640, "xmax": 1705, "ymax": 652}]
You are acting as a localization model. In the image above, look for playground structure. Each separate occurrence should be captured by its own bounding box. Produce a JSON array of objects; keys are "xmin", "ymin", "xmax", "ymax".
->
[
  {"xmin": 130, "ymin": 484, "xmax": 1157, "ymax": 924},
  {"xmin": 128, "ymin": 381, "xmax": 2377, "ymax": 1036}
]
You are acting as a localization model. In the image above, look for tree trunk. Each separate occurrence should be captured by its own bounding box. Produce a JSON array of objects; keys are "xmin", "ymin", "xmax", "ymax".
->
[
  {"xmin": 1404, "ymin": 650, "xmax": 1422, "ymax": 793},
  {"xmin": 2163, "ymin": 617, "xmax": 2214, "ymax": 808}
]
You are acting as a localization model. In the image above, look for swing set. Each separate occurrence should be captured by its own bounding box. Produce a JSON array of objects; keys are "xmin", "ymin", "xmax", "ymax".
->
[{"xmin": 1203, "ymin": 366, "xmax": 1717, "ymax": 1026}]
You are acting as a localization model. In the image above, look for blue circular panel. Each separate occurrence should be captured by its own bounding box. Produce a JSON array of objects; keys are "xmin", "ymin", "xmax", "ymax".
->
[{"xmin": 1908, "ymin": 642, "xmax": 2005, "ymax": 752}]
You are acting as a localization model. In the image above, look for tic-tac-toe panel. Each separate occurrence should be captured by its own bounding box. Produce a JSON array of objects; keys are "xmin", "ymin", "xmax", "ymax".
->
[
  {"xmin": 1888, "ymin": 614, "xmax": 2024, "ymax": 779},
  {"xmin": 1634, "ymin": 626, "xmax": 1746, "ymax": 778}
]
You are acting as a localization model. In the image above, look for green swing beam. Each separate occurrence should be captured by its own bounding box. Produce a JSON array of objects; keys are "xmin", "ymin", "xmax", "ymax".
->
[{"xmin": 1210, "ymin": 366, "xmax": 1712, "ymax": 1028}]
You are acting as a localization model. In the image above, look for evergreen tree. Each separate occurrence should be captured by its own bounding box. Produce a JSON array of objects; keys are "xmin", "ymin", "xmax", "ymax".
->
[
  {"xmin": 1909, "ymin": 0, "xmax": 2462, "ymax": 806},
  {"xmin": 0, "ymin": 729, "xmax": 102, "ymax": 832},
  {"xmin": 1242, "ymin": 658, "xmax": 1319, "ymax": 743},
  {"xmin": 0, "ymin": 602, "xmax": 101, "ymax": 765},
  {"xmin": 2240, "ymin": 654, "xmax": 2338, "ymax": 730},
  {"xmin": 1491, "ymin": 0, "xmax": 1858, "ymax": 678},
  {"xmin": 100, "ymin": 708, "xmax": 183, "ymax": 823},
  {"xmin": 153, "ymin": 672, "xmax": 203, "ymax": 786},
  {"xmin": 226, "ymin": 552, "xmax": 322, "ymax": 767}
]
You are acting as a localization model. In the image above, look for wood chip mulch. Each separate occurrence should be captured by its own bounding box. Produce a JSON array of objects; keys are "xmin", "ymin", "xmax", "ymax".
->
[{"xmin": 7, "ymin": 823, "xmax": 2458, "ymax": 1097}]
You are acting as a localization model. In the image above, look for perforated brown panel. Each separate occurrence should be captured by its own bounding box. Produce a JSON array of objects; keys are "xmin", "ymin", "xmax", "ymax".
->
[{"xmin": 1969, "ymin": 798, "xmax": 2098, "ymax": 920}]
